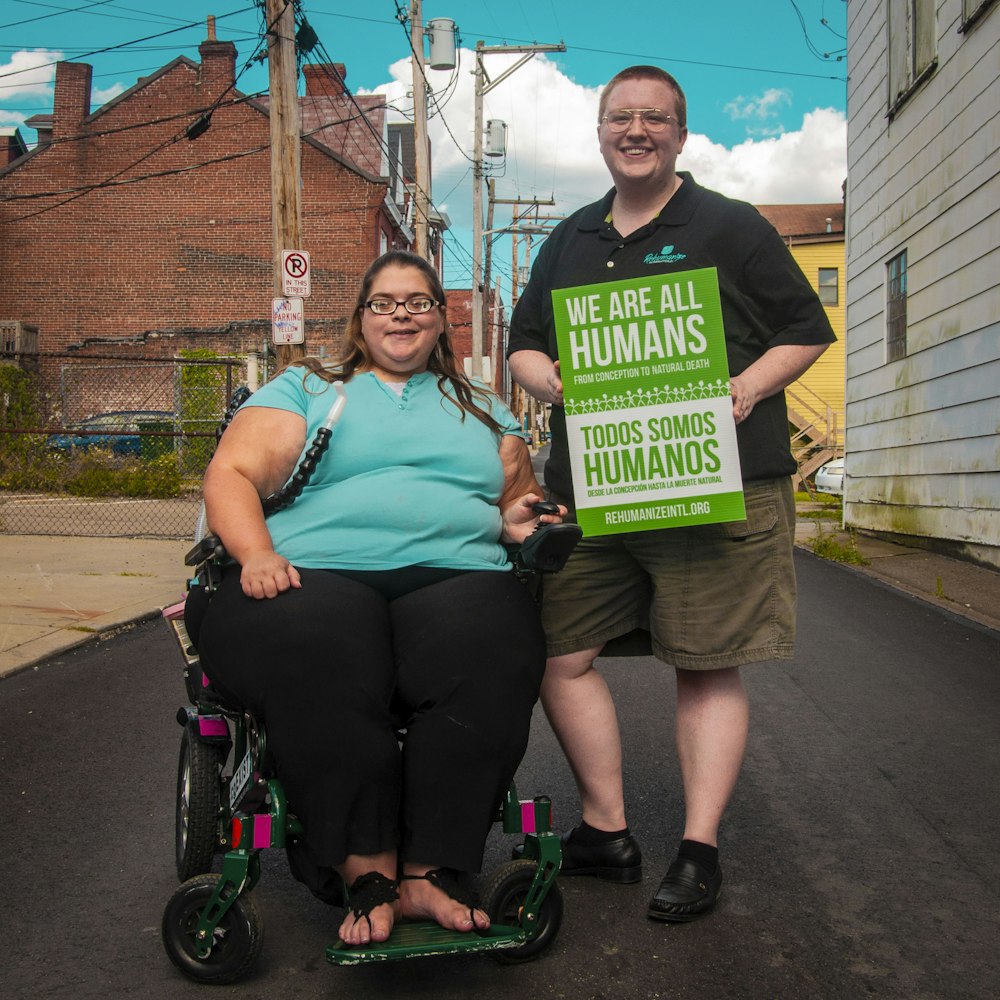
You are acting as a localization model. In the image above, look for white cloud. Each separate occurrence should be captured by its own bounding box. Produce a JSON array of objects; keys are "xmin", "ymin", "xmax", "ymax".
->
[
  {"xmin": 92, "ymin": 83, "xmax": 126, "ymax": 107},
  {"xmin": 680, "ymin": 108, "xmax": 847, "ymax": 203},
  {"xmin": 366, "ymin": 53, "xmax": 846, "ymax": 265},
  {"xmin": 0, "ymin": 50, "xmax": 62, "ymax": 100},
  {"xmin": 724, "ymin": 88, "xmax": 793, "ymax": 121}
]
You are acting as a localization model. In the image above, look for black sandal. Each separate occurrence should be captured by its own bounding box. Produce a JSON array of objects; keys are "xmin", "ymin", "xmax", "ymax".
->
[
  {"xmin": 400, "ymin": 867, "xmax": 488, "ymax": 932},
  {"xmin": 343, "ymin": 871, "xmax": 399, "ymax": 938}
]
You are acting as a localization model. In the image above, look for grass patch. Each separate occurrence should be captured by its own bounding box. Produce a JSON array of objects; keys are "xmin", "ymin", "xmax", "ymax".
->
[
  {"xmin": 799, "ymin": 508, "xmax": 840, "ymax": 520},
  {"xmin": 809, "ymin": 527, "xmax": 870, "ymax": 566},
  {"xmin": 796, "ymin": 489, "xmax": 842, "ymax": 506}
]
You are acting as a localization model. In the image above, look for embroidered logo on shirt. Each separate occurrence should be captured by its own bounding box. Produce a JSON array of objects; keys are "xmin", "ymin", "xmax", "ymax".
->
[{"xmin": 643, "ymin": 245, "xmax": 687, "ymax": 264}]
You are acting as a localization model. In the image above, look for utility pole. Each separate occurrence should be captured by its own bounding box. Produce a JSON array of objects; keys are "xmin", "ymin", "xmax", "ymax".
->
[
  {"xmin": 480, "ymin": 179, "xmax": 496, "ymax": 386},
  {"xmin": 266, "ymin": 0, "xmax": 305, "ymax": 367},
  {"xmin": 410, "ymin": 0, "xmax": 430, "ymax": 259},
  {"xmin": 494, "ymin": 196, "xmax": 559, "ymax": 437},
  {"xmin": 492, "ymin": 195, "xmax": 557, "ymax": 303},
  {"xmin": 471, "ymin": 39, "xmax": 565, "ymax": 379}
]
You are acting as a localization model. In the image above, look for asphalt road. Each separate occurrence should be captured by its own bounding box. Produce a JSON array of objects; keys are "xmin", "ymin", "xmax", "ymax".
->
[{"xmin": 2, "ymin": 552, "xmax": 999, "ymax": 1000}]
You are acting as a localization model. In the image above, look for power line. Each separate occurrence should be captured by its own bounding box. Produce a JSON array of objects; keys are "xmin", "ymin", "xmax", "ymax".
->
[
  {"xmin": 5, "ymin": 91, "xmax": 266, "ymax": 150},
  {"xmin": 390, "ymin": 3, "xmax": 473, "ymax": 166},
  {"xmin": 297, "ymin": 14, "xmax": 456, "ymax": 248},
  {"xmin": 1, "ymin": 0, "xmax": 118, "ymax": 32},
  {"xmin": 787, "ymin": 0, "xmax": 847, "ymax": 63},
  {"xmin": 0, "ymin": 5, "xmax": 258, "ymax": 83},
  {"xmin": 2, "ymin": 16, "xmax": 270, "ymax": 223}
]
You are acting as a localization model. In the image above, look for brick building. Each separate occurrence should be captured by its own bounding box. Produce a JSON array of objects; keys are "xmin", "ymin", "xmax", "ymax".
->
[
  {"xmin": 443, "ymin": 286, "xmax": 509, "ymax": 400},
  {"xmin": 0, "ymin": 23, "xmax": 413, "ymax": 403}
]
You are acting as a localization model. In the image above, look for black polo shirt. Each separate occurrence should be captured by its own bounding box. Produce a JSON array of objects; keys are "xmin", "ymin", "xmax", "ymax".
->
[{"xmin": 508, "ymin": 172, "xmax": 836, "ymax": 497}]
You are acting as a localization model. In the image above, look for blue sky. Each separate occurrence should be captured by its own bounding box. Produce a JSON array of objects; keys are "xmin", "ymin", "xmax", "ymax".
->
[{"xmin": 1, "ymin": 1, "xmax": 849, "ymax": 288}]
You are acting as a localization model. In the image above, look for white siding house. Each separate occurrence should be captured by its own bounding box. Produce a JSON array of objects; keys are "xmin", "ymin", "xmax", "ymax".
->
[{"xmin": 845, "ymin": 0, "xmax": 1000, "ymax": 568}]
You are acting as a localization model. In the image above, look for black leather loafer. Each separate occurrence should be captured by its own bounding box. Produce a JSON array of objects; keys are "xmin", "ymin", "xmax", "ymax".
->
[
  {"xmin": 647, "ymin": 857, "xmax": 722, "ymax": 922},
  {"xmin": 514, "ymin": 827, "xmax": 643, "ymax": 883}
]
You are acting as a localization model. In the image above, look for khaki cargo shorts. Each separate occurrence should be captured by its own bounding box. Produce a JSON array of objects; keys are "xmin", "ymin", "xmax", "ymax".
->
[{"xmin": 543, "ymin": 478, "xmax": 797, "ymax": 669}]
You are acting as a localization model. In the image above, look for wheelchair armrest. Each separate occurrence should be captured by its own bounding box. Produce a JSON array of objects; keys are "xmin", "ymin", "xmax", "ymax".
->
[
  {"xmin": 185, "ymin": 534, "xmax": 226, "ymax": 568},
  {"xmin": 515, "ymin": 522, "xmax": 583, "ymax": 574}
]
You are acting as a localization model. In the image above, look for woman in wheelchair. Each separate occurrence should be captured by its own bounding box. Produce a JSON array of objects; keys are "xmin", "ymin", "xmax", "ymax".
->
[{"xmin": 189, "ymin": 250, "xmax": 565, "ymax": 948}]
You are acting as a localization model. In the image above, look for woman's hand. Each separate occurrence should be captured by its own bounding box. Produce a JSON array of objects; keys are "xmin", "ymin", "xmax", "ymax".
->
[
  {"xmin": 500, "ymin": 493, "xmax": 567, "ymax": 545},
  {"xmin": 239, "ymin": 550, "xmax": 302, "ymax": 600}
]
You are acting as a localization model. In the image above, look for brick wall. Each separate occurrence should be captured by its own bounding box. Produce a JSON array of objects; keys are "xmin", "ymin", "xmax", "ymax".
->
[{"xmin": 0, "ymin": 44, "xmax": 403, "ymax": 396}]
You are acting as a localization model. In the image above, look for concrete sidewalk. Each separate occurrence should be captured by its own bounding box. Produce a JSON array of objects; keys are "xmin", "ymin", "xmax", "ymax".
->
[
  {"xmin": 0, "ymin": 534, "xmax": 191, "ymax": 677},
  {"xmin": 792, "ymin": 507, "xmax": 1000, "ymax": 634},
  {"xmin": 2, "ymin": 509, "xmax": 998, "ymax": 679}
]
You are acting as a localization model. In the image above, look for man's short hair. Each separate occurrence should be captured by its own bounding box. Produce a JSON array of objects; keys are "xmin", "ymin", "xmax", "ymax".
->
[{"xmin": 598, "ymin": 65, "xmax": 687, "ymax": 128}]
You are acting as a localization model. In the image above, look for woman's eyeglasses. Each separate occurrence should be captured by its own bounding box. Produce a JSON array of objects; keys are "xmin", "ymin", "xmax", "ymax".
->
[{"xmin": 364, "ymin": 296, "xmax": 439, "ymax": 315}]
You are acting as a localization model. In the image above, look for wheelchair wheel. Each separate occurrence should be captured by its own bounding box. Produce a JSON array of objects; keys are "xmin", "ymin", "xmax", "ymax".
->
[
  {"xmin": 176, "ymin": 728, "xmax": 223, "ymax": 881},
  {"xmin": 162, "ymin": 874, "xmax": 263, "ymax": 984},
  {"xmin": 480, "ymin": 859, "xmax": 563, "ymax": 964}
]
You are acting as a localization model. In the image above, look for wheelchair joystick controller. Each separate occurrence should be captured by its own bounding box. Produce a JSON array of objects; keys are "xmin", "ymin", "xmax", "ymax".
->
[{"xmin": 531, "ymin": 500, "xmax": 560, "ymax": 518}]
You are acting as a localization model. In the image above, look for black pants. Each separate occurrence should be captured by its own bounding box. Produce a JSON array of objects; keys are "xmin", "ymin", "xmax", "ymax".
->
[{"xmin": 195, "ymin": 566, "xmax": 546, "ymax": 876}]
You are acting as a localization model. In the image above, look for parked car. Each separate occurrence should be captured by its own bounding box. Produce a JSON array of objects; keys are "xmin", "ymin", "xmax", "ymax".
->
[
  {"xmin": 47, "ymin": 410, "xmax": 175, "ymax": 457},
  {"xmin": 814, "ymin": 457, "xmax": 844, "ymax": 496}
]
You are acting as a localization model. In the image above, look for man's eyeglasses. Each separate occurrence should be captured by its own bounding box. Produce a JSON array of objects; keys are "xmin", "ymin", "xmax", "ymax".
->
[
  {"xmin": 601, "ymin": 108, "xmax": 675, "ymax": 133},
  {"xmin": 364, "ymin": 296, "xmax": 439, "ymax": 315}
]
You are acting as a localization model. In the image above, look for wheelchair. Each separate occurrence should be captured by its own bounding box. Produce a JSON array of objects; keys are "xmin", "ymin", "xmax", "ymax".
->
[{"xmin": 159, "ymin": 384, "xmax": 582, "ymax": 984}]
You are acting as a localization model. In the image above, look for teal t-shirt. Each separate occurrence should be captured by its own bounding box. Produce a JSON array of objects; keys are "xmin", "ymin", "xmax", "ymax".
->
[{"xmin": 242, "ymin": 368, "xmax": 524, "ymax": 571}]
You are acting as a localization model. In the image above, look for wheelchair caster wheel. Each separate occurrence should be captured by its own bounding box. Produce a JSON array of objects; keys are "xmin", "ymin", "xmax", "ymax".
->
[
  {"xmin": 162, "ymin": 874, "xmax": 263, "ymax": 984},
  {"xmin": 480, "ymin": 859, "xmax": 563, "ymax": 964},
  {"xmin": 175, "ymin": 728, "xmax": 224, "ymax": 881}
]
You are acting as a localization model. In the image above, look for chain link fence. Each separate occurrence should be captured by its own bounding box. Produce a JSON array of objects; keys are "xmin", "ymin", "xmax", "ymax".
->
[{"xmin": 0, "ymin": 351, "xmax": 263, "ymax": 538}]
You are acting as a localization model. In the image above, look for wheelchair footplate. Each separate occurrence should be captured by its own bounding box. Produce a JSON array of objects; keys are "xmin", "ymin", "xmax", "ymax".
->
[
  {"xmin": 328, "ymin": 796, "xmax": 563, "ymax": 967},
  {"xmin": 326, "ymin": 920, "xmax": 532, "ymax": 964}
]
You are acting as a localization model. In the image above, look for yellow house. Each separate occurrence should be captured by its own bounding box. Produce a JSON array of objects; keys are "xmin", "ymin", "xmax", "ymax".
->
[{"xmin": 756, "ymin": 202, "xmax": 845, "ymax": 484}]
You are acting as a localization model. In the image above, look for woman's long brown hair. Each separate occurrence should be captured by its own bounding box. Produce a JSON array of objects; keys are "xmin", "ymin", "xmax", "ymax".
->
[{"xmin": 289, "ymin": 250, "xmax": 504, "ymax": 434}]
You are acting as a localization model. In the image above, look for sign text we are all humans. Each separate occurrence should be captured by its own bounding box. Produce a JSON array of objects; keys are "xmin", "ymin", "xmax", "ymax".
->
[{"xmin": 553, "ymin": 268, "xmax": 745, "ymax": 537}]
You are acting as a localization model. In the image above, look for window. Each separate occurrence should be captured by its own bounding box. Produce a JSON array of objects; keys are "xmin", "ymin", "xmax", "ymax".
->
[
  {"xmin": 961, "ymin": 0, "xmax": 996, "ymax": 32},
  {"xmin": 818, "ymin": 268, "xmax": 839, "ymax": 306},
  {"xmin": 886, "ymin": 251, "xmax": 908, "ymax": 362},
  {"xmin": 888, "ymin": 0, "xmax": 937, "ymax": 114}
]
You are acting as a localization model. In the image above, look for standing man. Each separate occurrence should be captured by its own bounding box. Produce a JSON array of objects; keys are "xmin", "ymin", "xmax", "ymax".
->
[{"xmin": 508, "ymin": 65, "xmax": 835, "ymax": 922}]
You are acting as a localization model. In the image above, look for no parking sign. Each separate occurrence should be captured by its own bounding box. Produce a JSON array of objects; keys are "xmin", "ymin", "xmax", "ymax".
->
[
  {"xmin": 281, "ymin": 250, "xmax": 311, "ymax": 298},
  {"xmin": 272, "ymin": 297, "xmax": 304, "ymax": 344}
]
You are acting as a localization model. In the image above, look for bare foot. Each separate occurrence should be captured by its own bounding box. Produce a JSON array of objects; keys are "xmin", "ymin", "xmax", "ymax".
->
[
  {"xmin": 338, "ymin": 898, "xmax": 399, "ymax": 946},
  {"xmin": 398, "ymin": 867, "xmax": 490, "ymax": 933},
  {"xmin": 336, "ymin": 867, "xmax": 400, "ymax": 946}
]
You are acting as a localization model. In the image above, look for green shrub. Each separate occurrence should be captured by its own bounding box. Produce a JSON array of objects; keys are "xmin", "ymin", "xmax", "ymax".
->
[
  {"xmin": 0, "ymin": 365, "xmax": 42, "ymax": 426},
  {"xmin": 0, "ymin": 433, "xmax": 66, "ymax": 490},
  {"xmin": 0, "ymin": 368, "xmax": 55, "ymax": 488},
  {"xmin": 64, "ymin": 450, "xmax": 182, "ymax": 498},
  {"xmin": 178, "ymin": 349, "xmax": 226, "ymax": 475}
]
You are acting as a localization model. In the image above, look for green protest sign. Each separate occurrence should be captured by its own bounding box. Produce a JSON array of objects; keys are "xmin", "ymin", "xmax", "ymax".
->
[{"xmin": 552, "ymin": 267, "xmax": 745, "ymax": 536}]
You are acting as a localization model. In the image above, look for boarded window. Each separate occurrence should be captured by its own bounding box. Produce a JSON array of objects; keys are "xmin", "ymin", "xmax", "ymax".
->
[
  {"xmin": 886, "ymin": 251, "xmax": 908, "ymax": 362},
  {"xmin": 818, "ymin": 268, "xmax": 839, "ymax": 306}
]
